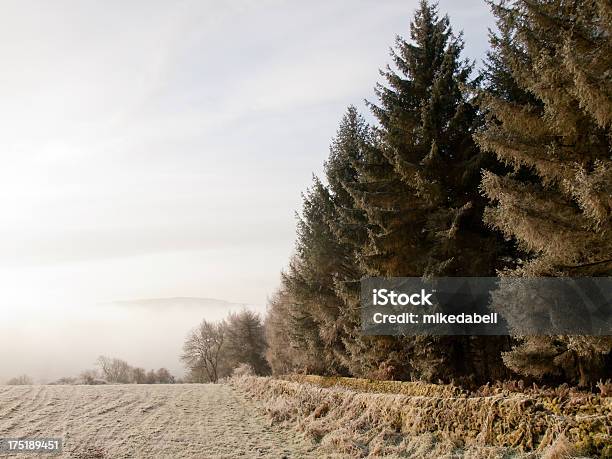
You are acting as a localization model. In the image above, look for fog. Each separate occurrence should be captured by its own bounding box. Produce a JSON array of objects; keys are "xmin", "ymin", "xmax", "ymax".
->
[
  {"xmin": 0, "ymin": 298, "xmax": 265, "ymax": 383},
  {"xmin": 0, "ymin": 0, "xmax": 495, "ymax": 384}
]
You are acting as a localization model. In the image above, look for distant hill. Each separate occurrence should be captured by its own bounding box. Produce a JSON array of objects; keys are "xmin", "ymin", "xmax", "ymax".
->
[{"xmin": 110, "ymin": 297, "xmax": 248, "ymax": 309}]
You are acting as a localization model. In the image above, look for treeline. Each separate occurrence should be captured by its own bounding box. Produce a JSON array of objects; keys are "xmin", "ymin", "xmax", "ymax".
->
[
  {"xmin": 181, "ymin": 309, "xmax": 269, "ymax": 383},
  {"xmin": 265, "ymin": 0, "xmax": 611, "ymax": 387},
  {"xmin": 6, "ymin": 375, "xmax": 33, "ymax": 385},
  {"xmin": 93, "ymin": 356, "xmax": 176, "ymax": 384},
  {"xmin": 45, "ymin": 356, "xmax": 177, "ymax": 385}
]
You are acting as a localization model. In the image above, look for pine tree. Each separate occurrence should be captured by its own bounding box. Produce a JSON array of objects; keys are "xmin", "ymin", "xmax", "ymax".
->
[{"xmin": 477, "ymin": 0, "xmax": 612, "ymax": 385}]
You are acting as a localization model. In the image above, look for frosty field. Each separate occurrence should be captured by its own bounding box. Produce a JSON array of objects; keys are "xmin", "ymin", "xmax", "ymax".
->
[{"xmin": 0, "ymin": 384, "xmax": 317, "ymax": 458}]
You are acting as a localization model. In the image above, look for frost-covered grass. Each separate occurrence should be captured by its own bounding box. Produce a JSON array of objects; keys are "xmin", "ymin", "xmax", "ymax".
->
[
  {"xmin": 0, "ymin": 383, "xmax": 318, "ymax": 458},
  {"xmin": 231, "ymin": 375, "xmax": 611, "ymax": 458}
]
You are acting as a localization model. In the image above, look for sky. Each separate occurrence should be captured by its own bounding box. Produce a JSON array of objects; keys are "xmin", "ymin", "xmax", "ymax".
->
[{"xmin": 0, "ymin": 0, "xmax": 495, "ymax": 381}]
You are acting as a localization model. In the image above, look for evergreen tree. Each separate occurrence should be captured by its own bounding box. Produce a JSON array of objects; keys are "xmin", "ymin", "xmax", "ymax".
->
[
  {"xmin": 325, "ymin": 107, "xmax": 371, "ymax": 267},
  {"xmin": 225, "ymin": 310, "xmax": 270, "ymax": 375},
  {"xmin": 477, "ymin": 0, "xmax": 612, "ymax": 385},
  {"xmin": 360, "ymin": 0, "xmax": 501, "ymax": 278},
  {"xmin": 281, "ymin": 178, "xmax": 353, "ymax": 374},
  {"xmin": 342, "ymin": 0, "xmax": 510, "ymax": 382},
  {"xmin": 323, "ymin": 107, "xmax": 372, "ymax": 376},
  {"xmin": 325, "ymin": 107, "xmax": 413, "ymax": 379},
  {"xmin": 265, "ymin": 288, "xmax": 327, "ymax": 375}
]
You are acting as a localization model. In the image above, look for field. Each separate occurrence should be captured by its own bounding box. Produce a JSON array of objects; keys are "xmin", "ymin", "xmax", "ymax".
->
[
  {"xmin": 1, "ymin": 379, "xmax": 609, "ymax": 458},
  {"xmin": 0, "ymin": 384, "xmax": 318, "ymax": 458}
]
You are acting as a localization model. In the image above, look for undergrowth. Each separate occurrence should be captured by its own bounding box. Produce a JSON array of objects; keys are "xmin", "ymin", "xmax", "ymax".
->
[{"xmin": 231, "ymin": 375, "xmax": 611, "ymax": 458}]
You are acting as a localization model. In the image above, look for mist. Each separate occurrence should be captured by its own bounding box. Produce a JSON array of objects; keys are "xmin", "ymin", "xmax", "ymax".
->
[{"xmin": 0, "ymin": 297, "xmax": 265, "ymax": 383}]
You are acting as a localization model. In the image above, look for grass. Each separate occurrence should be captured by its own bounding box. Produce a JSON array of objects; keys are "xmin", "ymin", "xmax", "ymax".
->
[{"xmin": 231, "ymin": 375, "xmax": 611, "ymax": 458}]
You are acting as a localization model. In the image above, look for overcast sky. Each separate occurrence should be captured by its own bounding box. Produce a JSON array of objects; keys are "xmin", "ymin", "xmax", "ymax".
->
[{"xmin": 0, "ymin": 0, "xmax": 495, "ymax": 380}]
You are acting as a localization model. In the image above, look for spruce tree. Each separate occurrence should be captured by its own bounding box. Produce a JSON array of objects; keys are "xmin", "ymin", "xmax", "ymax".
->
[
  {"xmin": 357, "ymin": 0, "xmax": 498, "ymax": 278},
  {"xmin": 323, "ymin": 107, "xmax": 372, "ymax": 376},
  {"xmin": 225, "ymin": 310, "xmax": 270, "ymax": 375},
  {"xmin": 325, "ymin": 107, "xmax": 414, "ymax": 379},
  {"xmin": 342, "ymin": 0, "xmax": 510, "ymax": 382},
  {"xmin": 281, "ymin": 177, "xmax": 353, "ymax": 374},
  {"xmin": 264, "ymin": 288, "xmax": 328, "ymax": 374},
  {"xmin": 477, "ymin": 0, "xmax": 612, "ymax": 385}
]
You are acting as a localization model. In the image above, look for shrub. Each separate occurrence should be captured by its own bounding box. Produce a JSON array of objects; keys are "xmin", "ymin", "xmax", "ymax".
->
[{"xmin": 232, "ymin": 363, "xmax": 255, "ymax": 377}]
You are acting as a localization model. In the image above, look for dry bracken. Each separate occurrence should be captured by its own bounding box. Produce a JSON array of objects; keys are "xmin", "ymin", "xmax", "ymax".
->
[{"xmin": 232, "ymin": 375, "xmax": 612, "ymax": 458}]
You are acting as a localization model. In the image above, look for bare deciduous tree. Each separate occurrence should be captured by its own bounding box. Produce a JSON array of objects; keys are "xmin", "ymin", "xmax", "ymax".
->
[
  {"xmin": 181, "ymin": 320, "xmax": 225, "ymax": 383},
  {"xmin": 6, "ymin": 375, "xmax": 33, "ymax": 385},
  {"xmin": 155, "ymin": 368, "xmax": 175, "ymax": 384},
  {"xmin": 79, "ymin": 369, "xmax": 100, "ymax": 385},
  {"xmin": 131, "ymin": 367, "xmax": 147, "ymax": 384},
  {"xmin": 96, "ymin": 356, "xmax": 132, "ymax": 383},
  {"xmin": 145, "ymin": 369, "xmax": 157, "ymax": 384}
]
